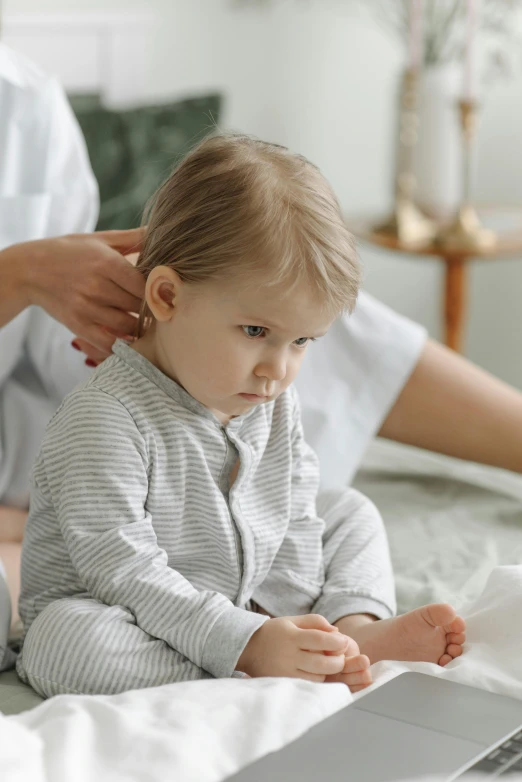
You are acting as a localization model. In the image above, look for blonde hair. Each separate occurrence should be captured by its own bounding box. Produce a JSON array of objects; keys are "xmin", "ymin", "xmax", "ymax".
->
[{"xmin": 136, "ymin": 132, "xmax": 360, "ymax": 336}]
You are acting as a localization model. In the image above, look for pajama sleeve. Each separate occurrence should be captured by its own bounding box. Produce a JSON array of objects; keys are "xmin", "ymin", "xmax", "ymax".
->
[
  {"xmin": 251, "ymin": 386, "xmax": 326, "ymax": 616},
  {"xmin": 38, "ymin": 388, "xmax": 267, "ymax": 679}
]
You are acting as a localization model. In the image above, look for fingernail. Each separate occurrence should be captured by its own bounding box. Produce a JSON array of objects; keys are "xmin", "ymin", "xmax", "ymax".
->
[
  {"xmin": 85, "ymin": 359, "xmax": 97, "ymax": 368},
  {"xmin": 71, "ymin": 340, "xmax": 81, "ymax": 351}
]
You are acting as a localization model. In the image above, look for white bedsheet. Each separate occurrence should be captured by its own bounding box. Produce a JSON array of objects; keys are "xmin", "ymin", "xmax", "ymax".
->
[{"xmin": 3, "ymin": 566, "xmax": 522, "ymax": 781}]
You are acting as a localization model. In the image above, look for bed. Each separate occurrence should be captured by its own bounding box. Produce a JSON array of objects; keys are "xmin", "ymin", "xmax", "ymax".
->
[
  {"xmin": 2, "ymin": 11, "xmax": 522, "ymax": 780},
  {"xmin": 2, "ymin": 437, "xmax": 522, "ymax": 780}
]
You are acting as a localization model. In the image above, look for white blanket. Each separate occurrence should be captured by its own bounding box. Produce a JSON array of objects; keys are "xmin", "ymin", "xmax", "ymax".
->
[{"xmin": 4, "ymin": 566, "xmax": 522, "ymax": 782}]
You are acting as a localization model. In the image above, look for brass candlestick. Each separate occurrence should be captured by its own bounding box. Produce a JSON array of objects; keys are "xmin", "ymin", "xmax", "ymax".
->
[
  {"xmin": 436, "ymin": 100, "xmax": 497, "ymax": 252},
  {"xmin": 374, "ymin": 68, "xmax": 436, "ymax": 246}
]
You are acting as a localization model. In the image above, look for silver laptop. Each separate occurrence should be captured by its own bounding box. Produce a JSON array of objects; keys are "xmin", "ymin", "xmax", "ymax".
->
[{"xmin": 226, "ymin": 672, "xmax": 522, "ymax": 780}]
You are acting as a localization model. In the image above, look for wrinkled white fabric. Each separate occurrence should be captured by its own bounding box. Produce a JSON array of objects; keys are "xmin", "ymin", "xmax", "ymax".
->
[{"xmin": 1, "ymin": 566, "xmax": 522, "ymax": 781}]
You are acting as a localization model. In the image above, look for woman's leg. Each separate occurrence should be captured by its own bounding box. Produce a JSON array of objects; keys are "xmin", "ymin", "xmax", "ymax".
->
[
  {"xmin": 378, "ymin": 338, "xmax": 522, "ymax": 474},
  {"xmin": 0, "ymin": 505, "xmax": 27, "ymax": 626},
  {"xmin": 0, "ymin": 506, "xmax": 27, "ymax": 629},
  {"xmin": 17, "ymin": 597, "xmax": 212, "ymax": 698}
]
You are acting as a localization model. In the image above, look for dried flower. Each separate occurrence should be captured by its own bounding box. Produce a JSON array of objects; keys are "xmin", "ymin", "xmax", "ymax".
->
[
  {"xmin": 235, "ymin": 0, "xmax": 522, "ymax": 80},
  {"xmin": 363, "ymin": 0, "xmax": 522, "ymax": 79}
]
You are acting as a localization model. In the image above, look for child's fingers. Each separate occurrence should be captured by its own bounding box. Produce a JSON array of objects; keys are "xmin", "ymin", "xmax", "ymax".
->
[
  {"xmin": 298, "ymin": 628, "xmax": 355, "ymax": 654},
  {"xmin": 327, "ymin": 667, "xmax": 373, "ymax": 689},
  {"xmin": 446, "ymin": 632, "xmax": 465, "ymax": 645},
  {"xmin": 290, "ymin": 614, "xmax": 337, "ymax": 632},
  {"xmin": 298, "ymin": 651, "xmax": 346, "ymax": 676},
  {"xmin": 341, "ymin": 654, "xmax": 370, "ymax": 674},
  {"xmin": 323, "ymin": 635, "xmax": 360, "ymax": 659}
]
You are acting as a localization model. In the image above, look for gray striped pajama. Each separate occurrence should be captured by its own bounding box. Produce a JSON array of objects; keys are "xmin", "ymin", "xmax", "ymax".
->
[{"xmin": 17, "ymin": 340, "xmax": 395, "ymax": 697}]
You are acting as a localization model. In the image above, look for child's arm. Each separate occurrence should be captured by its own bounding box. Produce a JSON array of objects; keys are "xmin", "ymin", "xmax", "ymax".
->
[
  {"xmin": 250, "ymin": 386, "xmax": 325, "ymax": 617},
  {"xmin": 36, "ymin": 388, "xmax": 268, "ymax": 679}
]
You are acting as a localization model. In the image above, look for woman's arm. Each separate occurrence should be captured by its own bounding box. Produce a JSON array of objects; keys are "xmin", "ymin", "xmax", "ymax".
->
[
  {"xmin": 0, "ymin": 231, "xmax": 145, "ymax": 355},
  {"xmin": 0, "ymin": 245, "xmax": 32, "ymax": 327},
  {"xmin": 378, "ymin": 337, "xmax": 522, "ymax": 474}
]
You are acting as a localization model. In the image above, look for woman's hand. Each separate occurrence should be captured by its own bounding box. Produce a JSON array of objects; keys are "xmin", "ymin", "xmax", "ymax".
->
[{"xmin": 20, "ymin": 229, "xmax": 146, "ymax": 356}]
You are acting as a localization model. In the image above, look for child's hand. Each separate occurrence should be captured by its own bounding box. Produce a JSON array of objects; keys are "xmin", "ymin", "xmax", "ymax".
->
[
  {"xmin": 236, "ymin": 613, "xmax": 351, "ymax": 681},
  {"xmin": 323, "ymin": 635, "xmax": 372, "ymax": 692}
]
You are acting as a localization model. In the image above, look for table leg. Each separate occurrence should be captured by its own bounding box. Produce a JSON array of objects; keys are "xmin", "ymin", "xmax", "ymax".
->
[{"xmin": 444, "ymin": 257, "xmax": 468, "ymax": 352}]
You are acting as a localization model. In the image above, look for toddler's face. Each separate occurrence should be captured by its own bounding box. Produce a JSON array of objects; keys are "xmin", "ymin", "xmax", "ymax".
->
[{"xmin": 137, "ymin": 271, "xmax": 334, "ymax": 424}]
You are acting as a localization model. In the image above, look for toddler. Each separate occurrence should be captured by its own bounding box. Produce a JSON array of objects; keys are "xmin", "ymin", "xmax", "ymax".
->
[{"xmin": 17, "ymin": 134, "xmax": 465, "ymax": 697}]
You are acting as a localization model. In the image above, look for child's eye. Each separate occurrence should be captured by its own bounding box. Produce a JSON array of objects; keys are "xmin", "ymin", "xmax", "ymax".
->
[
  {"xmin": 242, "ymin": 326, "xmax": 266, "ymax": 338},
  {"xmin": 294, "ymin": 337, "xmax": 313, "ymax": 347}
]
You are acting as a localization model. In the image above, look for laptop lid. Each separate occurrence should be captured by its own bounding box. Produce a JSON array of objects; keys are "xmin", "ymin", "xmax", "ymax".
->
[{"xmin": 226, "ymin": 673, "xmax": 522, "ymax": 782}]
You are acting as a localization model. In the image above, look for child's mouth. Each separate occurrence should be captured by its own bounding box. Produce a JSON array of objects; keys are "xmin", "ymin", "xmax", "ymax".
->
[{"xmin": 239, "ymin": 393, "xmax": 268, "ymax": 402}]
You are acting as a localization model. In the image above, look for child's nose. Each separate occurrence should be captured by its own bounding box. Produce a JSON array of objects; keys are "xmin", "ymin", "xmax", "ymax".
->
[{"xmin": 255, "ymin": 354, "xmax": 286, "ymax": 382}]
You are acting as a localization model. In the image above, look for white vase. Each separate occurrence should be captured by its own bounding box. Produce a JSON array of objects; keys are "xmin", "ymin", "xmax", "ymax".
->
[{"xmin": 414, "ymin": 64, "xmax": 463, "ymax": 220}]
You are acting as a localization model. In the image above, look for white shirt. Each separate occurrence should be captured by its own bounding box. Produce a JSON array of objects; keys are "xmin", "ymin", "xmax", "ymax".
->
[{"xmin": 0, "ymin": 44, "xmax": 98, "ymax": 506}]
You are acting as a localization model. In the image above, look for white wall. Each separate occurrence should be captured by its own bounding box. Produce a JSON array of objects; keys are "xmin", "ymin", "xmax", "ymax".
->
[{"xmin": 5, "ymin": 0, "xmax": 522, "ymax": 387}]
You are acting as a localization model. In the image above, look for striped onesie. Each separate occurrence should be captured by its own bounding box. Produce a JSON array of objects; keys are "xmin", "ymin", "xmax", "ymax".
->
[{"xmin": 17, "ymin": 340, "xmax": 395, "ymax": 697}]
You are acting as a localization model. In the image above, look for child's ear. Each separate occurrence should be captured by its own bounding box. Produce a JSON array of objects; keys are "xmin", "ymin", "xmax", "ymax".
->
[{"xmin": 145, "ymin": 266, "xmax": 182, "ymax": 322}]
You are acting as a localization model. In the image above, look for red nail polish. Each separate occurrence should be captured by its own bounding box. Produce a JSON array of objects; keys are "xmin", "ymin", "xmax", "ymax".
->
[
  {"xmin": 71, "ymin": 340, "xmax": 81, "ymax": 351},
  {"xmin": 85, "ymin": 359, "xmax": 97, "ymax": 368}
]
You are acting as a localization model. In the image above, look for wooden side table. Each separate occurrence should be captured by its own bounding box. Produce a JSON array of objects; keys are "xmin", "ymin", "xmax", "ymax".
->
[{"xmin": 347, "ymin": 208, "xmax": 522, "ymax": 353}]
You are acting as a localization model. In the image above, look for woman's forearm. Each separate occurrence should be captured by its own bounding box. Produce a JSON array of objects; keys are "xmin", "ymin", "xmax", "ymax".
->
[
  {"xmin": 0, "ymin": 506, "xmax": 28, "ymax": 543},
  {"xmin": 0, "ymin": 243, "xmax": 32, "ymax": 327},
  {"xmin": 378, "ymin": 338, "xmax": 522, "ymax": 474}
]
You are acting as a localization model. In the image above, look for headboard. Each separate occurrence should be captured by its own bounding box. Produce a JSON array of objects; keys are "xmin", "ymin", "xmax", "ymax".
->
[{"xmin": 2, "ymin": 11, "xmax": 156, "ymax": 105}]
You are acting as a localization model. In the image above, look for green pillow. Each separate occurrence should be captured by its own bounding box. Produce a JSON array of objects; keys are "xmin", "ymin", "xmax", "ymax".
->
[{"xmin": 69, "ymin": 94, "xmax": 223, "ymax": 231}]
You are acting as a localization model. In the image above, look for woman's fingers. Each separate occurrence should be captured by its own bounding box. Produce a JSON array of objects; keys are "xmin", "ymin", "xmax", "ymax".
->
[
  {"xmin": 125, "ymin": 251, "xmax": 140, "ymax": 267},
  {"xmin": 71, "ymin": 338, "xmax": 111, "ymax": 364},
  {"xmin": 90, "ymin": 305, "xmax": 141, "ymax": 338},
  {"xmin": 96, "ymin": 227, "xmax": 147, "ymax": 255},
  {"xmin": 107, "ymin": 253, "xmax": 146, "ymax": 300},
  {"xmin": 93, "ymin": 279, "xmax": 143, "ymax": 314},
  {"xmin": 75, "ymin": 324, "xmax": 121, "ymax": 356}
]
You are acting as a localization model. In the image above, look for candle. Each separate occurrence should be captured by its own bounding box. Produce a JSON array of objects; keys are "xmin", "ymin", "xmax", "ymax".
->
[
  {"xmin": 408, "ymin": 0, "xmax": 424, "ymax": 71},
  {"xmin": 464, "ymin": 0, "xmax": 480, "ymax": 100}
]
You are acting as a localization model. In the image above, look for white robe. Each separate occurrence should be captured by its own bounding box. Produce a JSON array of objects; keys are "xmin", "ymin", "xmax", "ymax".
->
[{"xmin": 0, "ymin": 44, "xmax": 98, "ymax": 507}]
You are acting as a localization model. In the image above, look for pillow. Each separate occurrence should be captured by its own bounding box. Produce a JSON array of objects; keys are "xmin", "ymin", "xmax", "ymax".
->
[{"xmin": 69, "ymin": 94, "xmax": 223, "ymax": 231}]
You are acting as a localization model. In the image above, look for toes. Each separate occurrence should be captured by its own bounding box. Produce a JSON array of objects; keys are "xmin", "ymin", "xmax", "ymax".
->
[
  {"xmin": 446, "ymin": 632, "xmax": 466, "ymax": 645},
  {"xmin": 422, "ymin": 603, "xmax": 456, "ymax": 628},
  {"xmin": 444, "ymin": 615, "xmax": 466, "ymax": 635},
  {"xmin": 446, "ymin": 643, "xmax": 463, "ymax": 658},
  {"xmin": 438, "ymin": 653, "xmax": 453, "ymax": 667}
]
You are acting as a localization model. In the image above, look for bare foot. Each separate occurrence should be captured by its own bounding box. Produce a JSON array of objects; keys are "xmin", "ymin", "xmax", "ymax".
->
[{"xmin": 335, "ymin": 604, "xmax": 466, "ymax": 667}]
